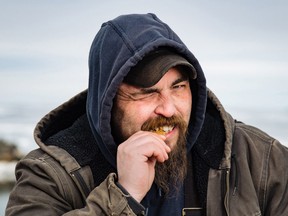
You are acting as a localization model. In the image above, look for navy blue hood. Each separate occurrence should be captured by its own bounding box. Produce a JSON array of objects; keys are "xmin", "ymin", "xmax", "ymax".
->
[{"xmin": 87, "ymin": 13, "xmax": 207, "ymax": 168}]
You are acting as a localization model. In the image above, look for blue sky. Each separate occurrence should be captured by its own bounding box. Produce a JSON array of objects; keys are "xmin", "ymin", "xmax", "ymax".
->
[{"xmin": 0, "ymin": 0, "xmax": 287, "ymax": 146}]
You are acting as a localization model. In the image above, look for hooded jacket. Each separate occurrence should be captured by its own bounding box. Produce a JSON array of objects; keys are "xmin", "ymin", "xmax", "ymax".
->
[{"xmin": 6, "ymin": 13, "xmax": 288, "ymax": 216}]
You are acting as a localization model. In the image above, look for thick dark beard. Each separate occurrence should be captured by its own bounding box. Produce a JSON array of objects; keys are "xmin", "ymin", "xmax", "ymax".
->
[{"xmin": 141, "ymin": 116, "xmax": 188, "ymax": 196}]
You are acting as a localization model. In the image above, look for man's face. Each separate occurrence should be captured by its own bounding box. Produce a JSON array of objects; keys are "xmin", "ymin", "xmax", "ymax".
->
[{"xmin": 111, "ymin": 66, "xmax": 192, "ymax": 149}]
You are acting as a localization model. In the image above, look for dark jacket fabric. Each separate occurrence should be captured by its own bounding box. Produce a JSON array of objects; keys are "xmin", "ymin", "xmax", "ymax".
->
[{"xmin": 6, "ymin": 13, "xmax": 288, "ymax": 216}]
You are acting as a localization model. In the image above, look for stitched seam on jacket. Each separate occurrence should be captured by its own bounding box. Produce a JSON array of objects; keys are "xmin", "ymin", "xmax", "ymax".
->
[{"xmin": 259, "ymin": 140, "xmax": 272, "ymax": 214}]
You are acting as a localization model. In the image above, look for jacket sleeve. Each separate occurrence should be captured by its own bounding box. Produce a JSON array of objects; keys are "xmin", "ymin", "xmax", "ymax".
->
[
  {"xmin": 263, "ymin": 139, "xmax": 288, "ymax": 215},
  {"xmin": 5, "ymin": 155, "xmax": 145, "ymax": 216},
  {"xmin": 63, "ymin": 173, "xmax": 145, "ymax": 216}
]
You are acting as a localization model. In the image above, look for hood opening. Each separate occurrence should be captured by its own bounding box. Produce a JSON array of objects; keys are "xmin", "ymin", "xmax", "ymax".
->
[{"xmin": 86, "ymin": 13, "xmax": 207, "ymax": 168}]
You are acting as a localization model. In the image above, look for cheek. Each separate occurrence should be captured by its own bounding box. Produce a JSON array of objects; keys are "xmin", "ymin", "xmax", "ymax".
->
[
  {"xmin": 115, "ymin": 102, "xmax": 153, "ymax": 138},
  {"xmin": 125, "ymin": 105, "xmax": 152, "ymax": 127},
  {"xmin": 177, "ymin": 92, "xmax": 192, "ymax": 122},
  {"xmin": 185, "ymin": 97, "xmax": 193, "ymax": 118}
]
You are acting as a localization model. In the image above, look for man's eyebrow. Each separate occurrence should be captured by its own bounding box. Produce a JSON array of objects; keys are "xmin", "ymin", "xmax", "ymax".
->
[
  {"xmin": 127, "ymin": 87, "xmax": 158, "ymax": 98},
  {"xmin": 138, "ymin": 87, "xmax": 159, "ymax": 94},
  {"xmin": 171, "ymin": 76, "xmax": 189, "ymax": 86}
]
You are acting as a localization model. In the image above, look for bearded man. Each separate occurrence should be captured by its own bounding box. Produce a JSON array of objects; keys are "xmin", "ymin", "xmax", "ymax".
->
[{"xmin": 6, "ymin": 13, "xmax": 288, "ymax": 216}]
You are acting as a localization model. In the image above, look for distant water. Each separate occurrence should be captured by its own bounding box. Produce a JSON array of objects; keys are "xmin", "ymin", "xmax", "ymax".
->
[
  {"xmin": 0, "ymin": 190, "xmax": 9, "ymax": 216},
  {"xmin": 0, "ymin": 101, "xmax": 60, "ymax": 154}
]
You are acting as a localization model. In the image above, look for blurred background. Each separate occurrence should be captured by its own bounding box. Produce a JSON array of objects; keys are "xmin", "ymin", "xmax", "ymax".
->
[{"xmin": 0, "ymin": 0, "xmax": 287, "ymax": 214}]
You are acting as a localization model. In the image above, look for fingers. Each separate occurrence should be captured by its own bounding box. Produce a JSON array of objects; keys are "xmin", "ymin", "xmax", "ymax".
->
[
  {"xmin": 118, "ymin": 131, "xmax": 171, "ymax": 162},
  {"xmin": 116, "ymin": 131, "xmax": 171, "ymax": 202}
]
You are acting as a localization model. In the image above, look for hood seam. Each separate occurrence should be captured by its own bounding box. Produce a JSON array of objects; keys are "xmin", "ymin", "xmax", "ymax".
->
[{"xmin": 107, "ymin": 21, "xmax": 136, "ymax": 54}]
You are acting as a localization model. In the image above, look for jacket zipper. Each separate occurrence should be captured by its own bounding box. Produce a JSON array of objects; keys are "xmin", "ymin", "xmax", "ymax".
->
[
  {"xmin": 70, "ymin": 170, "xmax": 90, "ymax": 199},
  {"xmin": 223, "ymin": 169, "xmax": 230, "ymax": 216}
]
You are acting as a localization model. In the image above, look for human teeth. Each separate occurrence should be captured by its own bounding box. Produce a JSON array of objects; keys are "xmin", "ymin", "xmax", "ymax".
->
[
  {"xmin": 153, "ymin": 125, "xmax": 174, "ymax": 135},
  {"xmin": 162, "ymin": 126, "xmax": 173, "ymax": 132}
]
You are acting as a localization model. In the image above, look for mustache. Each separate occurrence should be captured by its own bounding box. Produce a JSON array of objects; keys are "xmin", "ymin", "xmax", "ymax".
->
[{"xmin": 141, "ymin": 115, "xmax": 187, "ymax": 132}]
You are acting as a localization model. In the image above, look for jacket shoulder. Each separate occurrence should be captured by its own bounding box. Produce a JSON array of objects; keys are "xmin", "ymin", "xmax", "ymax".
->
[
  {"xmin": 14, "ymin": 148, "xmax": 88, "ymax": 208},
  {"xmin": 232, "ymin": 121, "xmax": 288, "ymax": 215}
]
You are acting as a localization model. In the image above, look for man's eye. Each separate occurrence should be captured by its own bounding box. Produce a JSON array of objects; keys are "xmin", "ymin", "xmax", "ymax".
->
[
  {"xmin": 173, "ymin": 84, "xmax": 186, "ymax": 89},
  {"xmin": 139, "ymin": 92, "xmax": 157, "ymax": 100},
  {"xmin": 130, "ymin": 92, "xmax": 157, "ymax": 100}
]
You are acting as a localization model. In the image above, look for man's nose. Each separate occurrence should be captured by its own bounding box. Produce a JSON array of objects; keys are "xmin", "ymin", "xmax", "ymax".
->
[{"xmin": 154, "ymin": 94, "xmax": 176, "ymax": 118}]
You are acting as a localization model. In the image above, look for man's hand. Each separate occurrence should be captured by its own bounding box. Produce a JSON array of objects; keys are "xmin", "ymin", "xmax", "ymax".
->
[{"xmin": 117, "ymin": 131, "xmax": 171, "ymax": 202}]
